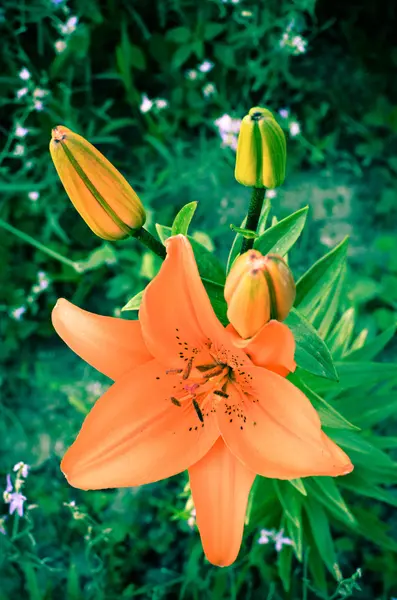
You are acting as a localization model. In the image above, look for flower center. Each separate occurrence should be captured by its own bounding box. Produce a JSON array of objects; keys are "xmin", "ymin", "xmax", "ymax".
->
[{"xmin": 163, "ymin": 334, "xmax": 255, "ymax": 430}]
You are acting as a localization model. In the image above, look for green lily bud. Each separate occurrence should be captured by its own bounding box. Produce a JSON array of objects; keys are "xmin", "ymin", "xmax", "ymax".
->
[{"xmin": 235, "ymin": 106, "xmax": 286, "ymax": 189}]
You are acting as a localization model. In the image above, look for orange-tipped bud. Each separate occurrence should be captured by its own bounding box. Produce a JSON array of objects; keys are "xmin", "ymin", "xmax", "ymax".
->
[
  {"xmin": 49, "ymin": 126, "xmax": 146, "ymax": 241},
  {"xmin": 224, "ymin": 250, "xmax": 295, "ymax": 339}
]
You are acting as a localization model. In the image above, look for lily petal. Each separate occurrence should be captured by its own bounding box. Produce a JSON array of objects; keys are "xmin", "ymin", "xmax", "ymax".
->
[
  {"xmin": 52, "ymin": 298, "xmax": 152, "ymax": 380},
  {"xmin": 139, "ymin": 235, "xmax": 230, "ymax": 366},
  {"xmin": 227, "ymin": 320, "xmax": 296, "ymax": 376},
  {"xmin": 218, "ymin": 366, "xmax": 353, "ymax": 479},
  {"xmin": 62, "ymin": 360, "xmax": 219, "ymax": 489},
  {"xmin": 189, "ymin": 438, "xmax": 255, "ymax": 567}
]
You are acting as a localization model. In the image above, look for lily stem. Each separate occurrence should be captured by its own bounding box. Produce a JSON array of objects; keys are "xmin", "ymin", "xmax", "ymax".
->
[
  {"xmin": 0, "ymin": 218, "xmax": 80, "ymax": 271},
  {"xmin": 240, "ymin": 187, "xmax": 266, "ymax": 254},
  {"xmin": 133, "ymin": 227, "xmax": 166, "ymax": 259}
]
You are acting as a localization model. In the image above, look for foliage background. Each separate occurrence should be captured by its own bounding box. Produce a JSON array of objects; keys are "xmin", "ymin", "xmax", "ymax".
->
[{"xmin": 1, "ymin": 0, "xmax": 397, "ymax": 598}]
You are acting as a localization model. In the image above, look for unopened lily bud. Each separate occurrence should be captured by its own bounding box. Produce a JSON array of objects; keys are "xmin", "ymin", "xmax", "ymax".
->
[
  {"xmin": 235, "ymin": 107, "xmax": 286, "ymax": 189},
  {"xmin": 224, "ymin": 250, "xmax": 295, "ymax": 339},
  {"xmin": 50, "ymin": 126, "xmax": 146, "ymax": 241}
]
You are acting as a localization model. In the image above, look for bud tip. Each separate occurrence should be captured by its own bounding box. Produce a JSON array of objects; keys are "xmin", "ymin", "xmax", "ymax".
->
[{"xmin": 51, "ymin": 126, "xmax": 67, "ymax": 143}]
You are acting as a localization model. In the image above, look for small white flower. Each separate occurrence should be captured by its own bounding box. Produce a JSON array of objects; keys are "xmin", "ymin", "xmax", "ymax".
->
[
  {"xmin": 13, "ymin": 144, "xmax": 25, "ymax": 157},
  {"xmin": 187, "ymin": 508, "xmax": 196, "ymax": 529},
  {"xmin": 185, "ymin": 69, "xmax": 197, "ymax": 80},
  {"xmin": 265, "ymin": 189, "xmax": 277, "ymax": 199},
  {"xmin": 241, "ymin": 10, "xmax": 252, "ymax": 17},
  {"xmin": 231, "ymin": 0, "xmax": 240, "ymax": 3},
  {"xmin": 279, "ymin": 32, "xmax": 289, "ymax": 48},
  {"xmin": 289, "ymin": 121, "xmax": 300, "ymax": 137},
  {"xmin": 278, "ymin": 108, "xmax": 289, "ymax": 119},
  {"xmin": 215, "ymin": 114, "xmax": 241, "ymax": 151},
  {"xmin": 55, "ymin": 40, "xmax": 67, "ymax": 53},
  {"xmin": 0, "ymin": 518, "xmax": 6, "ymax": 536},
  {"xmin": 15, "ymin": 124, "xmax": 29, "ymax": 138},
  {"xmin": 258, "ymin": 529, "xmax": 274, "ymax": 545},
  {"xmin": 220, "ymin": 132, "xmax": 238, "ymax": 151},
  {"xmin": 215, "ymin": 114, "xmax": 233, "ymax": 132},
  {"xmin": 19, "ymin": 68, "xmax": 31, "ymax": 81},
  {"xmin": 11, "ymin": 306, "xmax": 26, "ymax": 320},
  {"xmin": 13, "ymin": 462, "xmax": 29, "ymax": 478},
  {"xmin": 34, "ymin": 100, "xmax": 43, "ymax": 111},
  {"xmin": 203, "ymin": 83, "xmax": 216, "ymax": 98},
  {"xmin": 28, "ymin": 191, "xmax": 40, "ymax": 201},
  {"xmin": 292, "ymin": 35, "xmax": 307, "ymax": 54},
  {"xmin": 155, "ymin": 98, "xmax": 168, "ymax": 110},
  {"xmin": 16, "ymin": 87, "xmax": 29, "ymax": 99},
  {"xmin": 140, "ymin": 94, "xmax": 153, "ymax": 113},
  {"xmin": 37, "ymin": 271, "xmax": 50, "ymax": 290},
  {"xmin": 60, "ymin": 16, "xmax": 78, "ymax": 35},
  {"xmin": 33, "ymin": 88, "xmax": 48, "ymax": 98},
  {"xmin": 86, "ymin": 382, "xmax": 104, "ymax": 396},
  {"xmin": 198, "ymin": 60, "xmax": 214, "ymax": 73},
  {"xmin": 273, "ymin": 529, "xmax": 293, "ymax": 552}
]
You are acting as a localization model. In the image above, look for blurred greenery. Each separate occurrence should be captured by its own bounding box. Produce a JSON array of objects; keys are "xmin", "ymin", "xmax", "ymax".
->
[{"xmin": 1, "ymin": 0, "xmax": 397, "ymax": 598}]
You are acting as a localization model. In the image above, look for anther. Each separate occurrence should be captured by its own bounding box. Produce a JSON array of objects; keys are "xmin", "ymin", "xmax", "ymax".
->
[
  {"xmin": 193, "ymin": 399, "xmax": 204, "ymax": 423},
  {"xmin": 183, "ymin": 357, "xmax": 194, "ymax": 379},
  {"xmin": 213, "ymin": 390, "xmax": 229, "ymax": 398}
]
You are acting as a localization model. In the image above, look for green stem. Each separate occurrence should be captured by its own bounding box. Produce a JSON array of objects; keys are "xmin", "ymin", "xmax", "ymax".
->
[
  {"xmin": 133, "ymin": 227, "xmax": 166, "ymax": 259},
  {"xmin": 0, "ymin": 219, "xmax": 80, "ymax": 271},
  {"xmin": 11, "ymin": 513, "xmax": 20, "ymax": 541},
  {"xmin": 240, "ymin": 187, "xmax": 266, "ymax": 254}
]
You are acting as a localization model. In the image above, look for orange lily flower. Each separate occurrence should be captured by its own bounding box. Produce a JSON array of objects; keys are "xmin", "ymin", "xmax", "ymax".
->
[{"xmin": 52, "ymin": 235, "xmax": 353, "ymax": 567}]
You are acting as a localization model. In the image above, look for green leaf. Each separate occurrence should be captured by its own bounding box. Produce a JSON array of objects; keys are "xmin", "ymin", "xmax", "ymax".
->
[
  {"xmin": 202, "ymin": 279, "xmax": 228, "ymax": 325},
  {"xmin": 121, "ymin": 290, "xmax": 144, "ymax": 312},
  {"xmin": 305, "ymin": 539, "xmax": 327, "ymax": 592},
  {"xmin": 340, "ymin": 473, "xmax": 397, "ymax": 508},
  {"xmin": 129, "ymin": 45, "xmax": 146, "ymax": 70},
  {"xmin": 304, "ymin": 497, "xmax": 338, "ymax": 576},
  {"xmin": 273, "ymin": 481, "xmax": 303, "ymax": 560},
  {"xmin": 288, "ymin": 478, "xmax": 307, "ymax": 496},
  {"xmin": 226, "ymin": 216, "xmax": 246, "ymax": 274},
  {"xmin": 330, "ymin": 430, "xmax": 397, "ymax": 484},
  {"xmin": 226, "ymin": 200, "xmax": 271, "ymax": 275},
  {"xmin": 75, "ymin": 244, "xmax": 118, "ymax": 272},
  {"xmin": 348, "ymin": 328, "xmax": 368, "ymax": 353},
  {"xmin": 308, "ymin": 477, "xmax": 356, "ymax": 526},
  {"xmin": 172, "ymin": 44, "xmax": 193, "ymax": 69},
  {"xmin": 166, "ymin": 26, "xmax": 191, "ymax": 43},
  {"xmin": 340, "ymin": 392, "xmax": 397, "ymax": 429},
  {"xmin": 171, "ymin": 202, "xmax": 198, "ymax": 236},
  {"xmin": 295, "ymin": 237, "xmax": 348, "ymax": 319},
  {"xmin": 256, "ymin": 198, "xmax": 272, "ymax": 236},
  {"xmin": 229, "ymin": 225, "xmax": 258, "ymax": 238},
  {"xmin": 204, "ymin": 23, "xmax": 225, "ymax": 40},
  {"xmin": 326, "ymin": 307, "xmax": 355, "ymax": 359},
  {"xmin": 304, "ymin": 362, "xmax": 397, "ymax": 395},
  {"xmin": 345, "ymin": 324, "xmax": 396, "ymax": 361},
  {"xmin": 155, "ymin": 225, "xmax": 225, "ymax": 284},
  {"xmin": 285, "ymin": 308, "xmax": 338, "ymax": 380},
  {"xmin": 254, "ymin": 206, "xmax": 308, "ymax": 257},
  {"xmin": 278, "ymin": 546, "xmax": 293, "ymax": 593},
  {"xmin": 289, "ymin": 374, "xmax": 358, "ymax": 430},
  {"xmin": 353, "ymin": 507, "xmax": 397, "ymax": 552}
]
